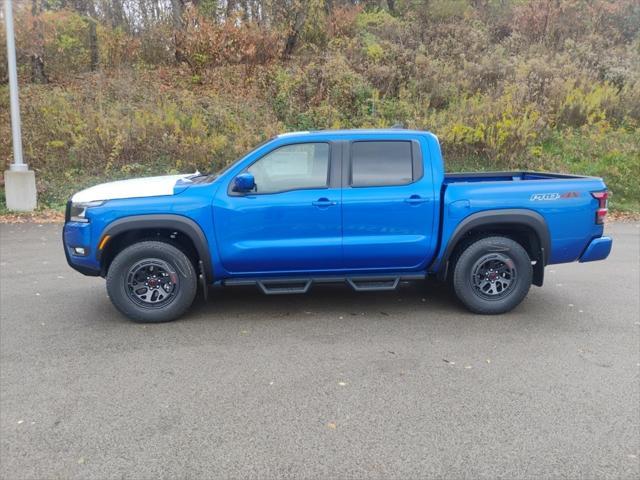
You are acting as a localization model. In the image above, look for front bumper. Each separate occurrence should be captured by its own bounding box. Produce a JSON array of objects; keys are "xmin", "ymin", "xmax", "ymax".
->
[
  {"xmin": 62, "ymin": 222, "xmax": 101, "ymax": 276},
  {"xmin": 579, "ymin": 236, "xmax": 612, "ymax": 263}
]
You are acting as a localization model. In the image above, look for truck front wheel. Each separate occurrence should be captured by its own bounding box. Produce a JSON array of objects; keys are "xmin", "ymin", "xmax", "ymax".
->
[
  {"xmin": 106, "ymin": 241, "xmax": 198, "ymax": 323},
  {"xmin": 452, "ymin": 236, "xmax": 532, "ymax": 315}
]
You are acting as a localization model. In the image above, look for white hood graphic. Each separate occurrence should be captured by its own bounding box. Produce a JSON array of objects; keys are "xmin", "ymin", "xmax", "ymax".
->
[{"xmin": 71, "ymin": 174, "xmax": 195, "ymax": 203}]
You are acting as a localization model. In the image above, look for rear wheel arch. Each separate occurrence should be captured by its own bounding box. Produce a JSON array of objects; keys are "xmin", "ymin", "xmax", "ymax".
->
[
  {"xmin": 438, "ymin": 209, "xmax": 550, "ymax": 286},
  {"xmin": 98, "ymin": 215, "xmax": 213, "ymax": 281}
]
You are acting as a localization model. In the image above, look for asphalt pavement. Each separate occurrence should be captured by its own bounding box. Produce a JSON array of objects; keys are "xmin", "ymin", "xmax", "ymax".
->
[{"xmin": 1, "ymin": 222, "xmax": 638, "ymax": 479}]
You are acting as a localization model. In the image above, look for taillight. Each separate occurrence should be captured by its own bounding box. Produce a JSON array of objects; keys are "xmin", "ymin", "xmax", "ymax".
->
[{"xmin": 591, "ymin": 190, "xmax": 608, "ymax": 225}]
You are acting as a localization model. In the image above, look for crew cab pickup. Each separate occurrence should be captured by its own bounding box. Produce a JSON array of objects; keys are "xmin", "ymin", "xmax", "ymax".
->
[{"xmin": 63, "ymin": 129, "xmax": 613, "ymax": 322}]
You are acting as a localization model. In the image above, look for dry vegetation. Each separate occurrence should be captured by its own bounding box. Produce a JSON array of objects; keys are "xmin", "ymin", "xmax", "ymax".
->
[{"xmin": 1, "ymin": 0, "xmax": 639, "ymax": 213}]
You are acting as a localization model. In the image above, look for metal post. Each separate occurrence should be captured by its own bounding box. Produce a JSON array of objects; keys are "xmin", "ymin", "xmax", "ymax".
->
[
  {"xmin": 3, "ymin": 0, "xmax": 37, "ymax": 211},
  {"xmin": 4, "ymin": 0, "xmax": 26, "ymax": 172}
]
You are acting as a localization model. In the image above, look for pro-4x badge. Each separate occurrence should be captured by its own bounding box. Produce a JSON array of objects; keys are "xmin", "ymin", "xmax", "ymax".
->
[
  {"xmin": 530, "ymin": 193, "xmax": 560, "ymax": 201},
  {"xmin": 530, "ymin": 192, "xmax": 580, "ymax": 201}
]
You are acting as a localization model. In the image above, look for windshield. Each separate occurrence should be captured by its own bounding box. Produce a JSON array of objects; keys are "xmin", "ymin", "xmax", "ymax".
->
[{"xmin": 211, "ymin": 137, "xmax": 275, "ymax": 179}]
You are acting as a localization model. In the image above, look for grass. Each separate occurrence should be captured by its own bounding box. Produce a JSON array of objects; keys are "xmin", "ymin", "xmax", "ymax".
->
[{"xmin": 539, "ymin": 128, "xmax": 640, "ymax": 213}]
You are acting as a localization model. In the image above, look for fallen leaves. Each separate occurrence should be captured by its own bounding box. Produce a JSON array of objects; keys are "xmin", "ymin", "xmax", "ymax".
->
[
  {"xmin": 608, "ymin": 211, "xmax": 640, "ymax": 223},
  {"xmin": 0, "ymin": 210, "xmax": 64, "ymax": 224}
]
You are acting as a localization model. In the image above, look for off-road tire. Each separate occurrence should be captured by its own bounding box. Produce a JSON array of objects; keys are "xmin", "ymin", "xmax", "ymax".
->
[
  {"xmin": 452, "ymin": 236, "xmax": 532, "ymax": 315},
  {"xmin": 106, "ymin": 241, "xmax": 197, "ymax": 323}
]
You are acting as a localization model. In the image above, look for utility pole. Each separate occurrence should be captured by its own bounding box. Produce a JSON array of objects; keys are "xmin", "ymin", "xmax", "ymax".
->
[{"xmin": 4, "ymin": 0, "xmax": 37, "ymax": 211}]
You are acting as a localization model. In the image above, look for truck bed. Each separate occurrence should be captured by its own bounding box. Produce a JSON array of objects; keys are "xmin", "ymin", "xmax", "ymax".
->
[
  {"xmin": 444, "ymin": 171, "xmax": 590, "ymax": 184},
  {"xmin": 438, "ymin": 170, "xmax": 607, "ymax": 267}
]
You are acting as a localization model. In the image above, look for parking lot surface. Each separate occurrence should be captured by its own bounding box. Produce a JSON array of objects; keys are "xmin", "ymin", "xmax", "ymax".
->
[{"xmin": 1, "ymin": 222, "xmax": 639, "ymax": 479}]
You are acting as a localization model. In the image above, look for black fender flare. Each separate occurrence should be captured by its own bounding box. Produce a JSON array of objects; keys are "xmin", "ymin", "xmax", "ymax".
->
[
  {"xmin": 435, "ymin": 209, "xmax": 550, "ymax": 285},
  {"xmin": 99, "ymin": 214, "xmax": 213, "ymax": 281}
]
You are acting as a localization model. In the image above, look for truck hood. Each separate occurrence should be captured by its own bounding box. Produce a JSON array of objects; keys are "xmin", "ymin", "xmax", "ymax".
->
[{"xmin": 71, "ymin": 174, "xmax": 196, "ymax": 203}]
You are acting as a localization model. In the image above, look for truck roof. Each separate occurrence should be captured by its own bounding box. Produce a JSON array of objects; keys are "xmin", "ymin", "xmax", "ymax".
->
[{"xmin": 276, "ymin": 129, "xmax": 436, "ymax": 139}]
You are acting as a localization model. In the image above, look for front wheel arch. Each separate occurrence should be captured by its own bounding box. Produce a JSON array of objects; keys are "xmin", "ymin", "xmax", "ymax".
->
[{"xmin": 98, "ymin": 215, "xmax": 213, "ymax": 282}]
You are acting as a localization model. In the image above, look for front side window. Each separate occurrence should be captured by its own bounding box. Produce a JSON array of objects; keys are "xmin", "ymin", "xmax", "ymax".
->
[
  {"xmin": 247, "ymin": 143, "xmax": 330, "ymax": 194},
  {"xmin": 351, "ymin": 141, "xmax": 413, "ymax": 187}
]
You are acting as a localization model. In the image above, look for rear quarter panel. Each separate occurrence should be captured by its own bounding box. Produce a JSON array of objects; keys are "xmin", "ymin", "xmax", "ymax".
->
[{"xmin": 437, "ymin": 177, "xmax": 607, "ymax": 267}]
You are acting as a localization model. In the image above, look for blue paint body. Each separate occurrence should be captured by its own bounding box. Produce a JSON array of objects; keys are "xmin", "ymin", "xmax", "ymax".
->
[{"xmin": 63, "ymin": 130, "xmax": 612, "ymax": 283}]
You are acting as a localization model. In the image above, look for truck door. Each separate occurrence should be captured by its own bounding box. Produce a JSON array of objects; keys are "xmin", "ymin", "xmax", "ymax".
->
[
  {"xmin": 214, "ymin": 142, "xmax": 343, "ymax": 274},
  {"xmin": 341, "ymin": 139, "xmax": 437, "ymax": 270}
]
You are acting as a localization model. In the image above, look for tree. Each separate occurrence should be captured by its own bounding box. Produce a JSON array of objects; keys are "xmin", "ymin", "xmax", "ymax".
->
[
  {"xmin": 87, "ymin": 17, "xmax": 99, "ymax": 71},
  {"xmin": 30, "ymin": 0, "xmax": 48, "ymax": 83},
  {"xmin": 171, "ymin": 0, "xmax": 186, "ymax": 29}
]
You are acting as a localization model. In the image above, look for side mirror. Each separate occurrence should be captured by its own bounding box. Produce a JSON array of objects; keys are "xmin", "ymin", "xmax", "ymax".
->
[{"xmin": 233, "ymin": 172, "xmax": 256, "ymax": 193}]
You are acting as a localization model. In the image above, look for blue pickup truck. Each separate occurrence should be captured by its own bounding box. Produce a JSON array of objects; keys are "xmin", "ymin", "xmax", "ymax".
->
[{"xmin": 63, "ymin": 129, "xmax": 612, "ymax": 322}]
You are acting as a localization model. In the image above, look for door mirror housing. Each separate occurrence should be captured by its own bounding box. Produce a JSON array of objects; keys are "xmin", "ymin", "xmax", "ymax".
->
[{"xmin": 233, "ymin": 173, "xmax": 256, "ymax": 193}]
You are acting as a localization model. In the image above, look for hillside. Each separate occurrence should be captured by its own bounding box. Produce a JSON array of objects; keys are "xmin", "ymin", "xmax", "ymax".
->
[{"xmin": 1, "ymin": 0, "xmax": 639, "ymax": 212}]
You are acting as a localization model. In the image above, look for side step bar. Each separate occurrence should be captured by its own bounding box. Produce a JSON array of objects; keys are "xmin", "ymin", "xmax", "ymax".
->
[
  {"xmin": 223, "ymin": 273, "xmax": 425, "ymax": 295},
  {"xmin": 257, "ymin": 279, "xmax": 312, "ymax": 295},
  {"xmin": 347, "ymin": 277, "xmax": 400, "ymax": 291}
]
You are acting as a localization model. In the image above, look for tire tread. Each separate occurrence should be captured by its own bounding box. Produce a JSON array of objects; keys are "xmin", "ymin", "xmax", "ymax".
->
[
  {"xmin": 106, "ymin": 241, "xmax": 197, "ymax": 323},
  {"xmin": 452, "ymin": 236, "xmax": 532, "ymax": 315}
]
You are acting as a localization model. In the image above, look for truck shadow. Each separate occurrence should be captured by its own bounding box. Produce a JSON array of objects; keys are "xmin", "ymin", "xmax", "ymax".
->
[
  {"xmin": 93, "ymin": 279, "xmax": 549, "ymax": 328},
  {"xmin": 187, "ymin": 280, "xmax": 462, "ymax": 320}
]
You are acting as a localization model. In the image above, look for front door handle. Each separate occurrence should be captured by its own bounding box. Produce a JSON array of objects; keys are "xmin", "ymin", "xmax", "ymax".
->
[
  {"xmin": 312, "ymin": 198, "xmax": 337, "ymax": 207},
  {"xmin": 404, "ymin": 195, "xmax": 429, "ymax": 204}
]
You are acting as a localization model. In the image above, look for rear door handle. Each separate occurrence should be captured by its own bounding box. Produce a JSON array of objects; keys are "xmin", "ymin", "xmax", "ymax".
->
[
  {"xmin": 404, "ymin": 195, "xmax": 429, "ymax": 204},
  {"xmin": 312, "ymin": 198, "xmax": 337, "ymax": 207}
]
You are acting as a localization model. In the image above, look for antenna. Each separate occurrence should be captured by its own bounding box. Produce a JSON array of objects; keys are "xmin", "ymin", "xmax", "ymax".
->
[{"xmin": 391, "ymin": 122, "xmax": 405, "ymax": 129}]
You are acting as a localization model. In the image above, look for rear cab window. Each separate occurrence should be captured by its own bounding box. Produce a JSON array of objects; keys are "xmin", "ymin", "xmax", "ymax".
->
[{"xmin": 350, "ymin": 140, "xmax": 421, "ymax": 187}]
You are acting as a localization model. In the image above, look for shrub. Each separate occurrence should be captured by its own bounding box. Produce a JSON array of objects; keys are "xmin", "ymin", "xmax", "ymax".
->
[
  {"xmin": 1, "ymin": 73, "xmax": 282, "ymax": 208},
  {"xmin": 1, "ymin": 0, "xmax": 638, "ymax": 213},
  {"xmin": 180, "ymin": 7, "xmax": 281, "ymax": 76}
]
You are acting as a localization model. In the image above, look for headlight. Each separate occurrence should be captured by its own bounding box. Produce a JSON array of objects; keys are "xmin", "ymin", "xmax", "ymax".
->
[{"xmin": 69, "ymin": 200, "xmax": 105, "ymax": 222}]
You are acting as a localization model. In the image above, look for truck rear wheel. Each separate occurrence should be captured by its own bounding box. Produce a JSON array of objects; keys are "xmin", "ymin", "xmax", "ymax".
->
[
  {"xmin": 106, "ymin": 241, "xmax": 197, "ymax": 323},
  {"xmin": 452, "ymin": 236, "xmax": 532, "ymax": 315}
]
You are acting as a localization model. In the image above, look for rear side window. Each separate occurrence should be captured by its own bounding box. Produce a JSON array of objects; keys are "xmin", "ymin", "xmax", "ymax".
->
[{"xmin": 351, "ymin": 141, "xmax": 413, "ymax": 187}]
